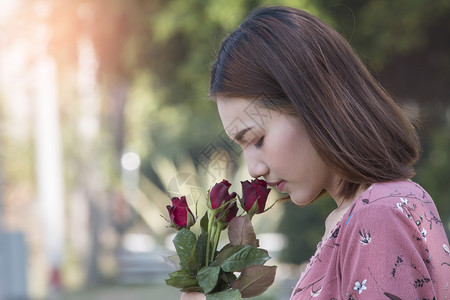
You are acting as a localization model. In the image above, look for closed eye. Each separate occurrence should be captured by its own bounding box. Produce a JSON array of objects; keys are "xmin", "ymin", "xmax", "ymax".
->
[{"xmin": 255, "ymin": 136, "xmax": 264, "ymax": 148}]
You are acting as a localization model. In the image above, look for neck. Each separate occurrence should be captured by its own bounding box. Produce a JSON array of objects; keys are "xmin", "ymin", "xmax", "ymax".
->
[{"xmin": 324, "ymin": 185, "xmax": 367, "ymax": 234}]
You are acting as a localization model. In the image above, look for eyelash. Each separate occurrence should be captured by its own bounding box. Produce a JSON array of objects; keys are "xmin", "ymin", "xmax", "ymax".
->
[{"xmin": 255, "ymin": 136, "xmax": 264, "ymax": 148}]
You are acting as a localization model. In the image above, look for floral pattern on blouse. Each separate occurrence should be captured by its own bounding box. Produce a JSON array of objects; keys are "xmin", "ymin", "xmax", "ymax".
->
[{"xmin": 291, "ymin": 181, "xmax": 450, "ymax": 299}]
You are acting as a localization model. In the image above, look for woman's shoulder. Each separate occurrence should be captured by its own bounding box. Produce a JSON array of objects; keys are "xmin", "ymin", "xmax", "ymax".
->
[
  {"xmin": 336, "ymin": 181, "xmax": 449, "ymax": 300},
  {"xmin": 342, "ymin": 180, "xmax": 437, "ymax": 228},
  {"xmin": 357, "ymin": 180, "xmax": 432, "ymax": 210},
  {"xmin": 368, "ymin": 179, "xmax": 429, "ymax": 200}
]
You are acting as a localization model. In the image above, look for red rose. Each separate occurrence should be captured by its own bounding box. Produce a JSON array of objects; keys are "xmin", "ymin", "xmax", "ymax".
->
[
  {"xmin": 209, "ymin": 180, "xmax": 237, "ymax": 210},
  {"xmin": 215, "ymin": 200, "xmax": 239, "ymax": 224},
  {"xmin": 241, "ymin": 179, "xmax": 271, "ymax": 214},
  {"xmin": 166, "ymin": 196, "xmax": 195, "ymax": 229},
  {"xmin": 225, "ymin": 201, "xmax": 238, "ymax": 223}
]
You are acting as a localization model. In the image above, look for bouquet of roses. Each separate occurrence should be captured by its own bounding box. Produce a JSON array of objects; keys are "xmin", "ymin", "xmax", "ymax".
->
[{"xmin": 164, "ymin": 179, "xmax": 277, "ymax": 299}]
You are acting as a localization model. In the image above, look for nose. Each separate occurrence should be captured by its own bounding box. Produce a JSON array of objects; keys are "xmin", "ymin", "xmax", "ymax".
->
[{"xmin": 244, "ymin": 150, "xmax": 269, "ymax": 178}]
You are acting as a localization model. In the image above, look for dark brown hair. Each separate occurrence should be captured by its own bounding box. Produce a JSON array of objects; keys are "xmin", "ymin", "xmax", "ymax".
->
[{"xmin": 209, "ymin": 6, "xmax": 420, "ymax": 200}]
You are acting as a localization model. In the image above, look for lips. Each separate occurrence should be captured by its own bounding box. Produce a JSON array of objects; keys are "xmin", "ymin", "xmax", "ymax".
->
[
  {"xmin": 266, "ymin": 180, "xmax": 286, "ymax": 192},
  {"xmin": 266, "ymin": 181, "xmax": 280, "ymax": 187}
]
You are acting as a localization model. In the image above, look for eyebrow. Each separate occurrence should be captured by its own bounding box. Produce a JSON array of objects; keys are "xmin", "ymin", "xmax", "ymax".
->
[{"xmin": 233, "ymin": 127, "xmax": 253, "ymax": 143}]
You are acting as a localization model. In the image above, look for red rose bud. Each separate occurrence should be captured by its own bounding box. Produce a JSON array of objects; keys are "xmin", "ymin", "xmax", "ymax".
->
[
  {"xmin": 215, "ymin": 200, "xmax": 239, "ymax": 224},
  {"xmin": 166, "ymin": 196, "xmax": 195, "ymax": 229},
  {"xmin": 209, "ymin": 180, "xmax": 237, "ymax": 210},
  {"xmin": 225, "ymin": 201, "xmax": 238, "ymax": 223},
  {"xmin": 241, "ymin": 179, "xmax": 271, "ymax": 214}
]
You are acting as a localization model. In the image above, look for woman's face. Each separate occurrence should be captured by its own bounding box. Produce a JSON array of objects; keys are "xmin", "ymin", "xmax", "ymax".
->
[{"xmin": 217, "ymin": 96, "xmax": 339, "ymax": 206}]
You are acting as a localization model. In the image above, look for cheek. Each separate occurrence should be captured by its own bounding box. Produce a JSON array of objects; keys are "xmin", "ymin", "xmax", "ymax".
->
[
  {"xmin": 271, "ymin": 127, "xmax": 323, "ymax": 176},
  {"xmin": 267, "ymin": 130, "xmax": 304, "ymax": 169},
  {"xmin": 279, "ymin": 127, "xmax": 308, "ymax": 157}
]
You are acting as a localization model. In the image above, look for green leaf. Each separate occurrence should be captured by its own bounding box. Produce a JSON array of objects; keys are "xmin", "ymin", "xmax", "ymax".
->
[
  {"xmin": 232, "ymin": 265, "xmax": 277, "ymax": 298},
  {"xmin": 228, "ymin": 215, "xmax": 258, "ymax": 246},
  {"xmin": 200, "ymin": 211, "xmax": 209, "ymax": 232},
  {"xmin": 206, "ymin": 289, "xmax": 241, "ymax": 300},
  {"xmin": 215, "ymin": 271, "xmax": 237, "ymax": 291},
  {"xmin": 196, "ymin": 229, "xmax": 208, "ymax": 269},
  {"xmin": 197, "ymin": 266, "xmax": 221, "ymax": 294},
  {"xmin": 247, "ymin": 199, "xmax": 259, "ymax": 217},
  {"xmin": 220, "ymin": 245, "xmax": 271, "ymax": 272},
  {"xmin": 173, "ymin": 229, "xmax": 197, "ymax": 272},
  {"xmin": 181, "ymin": 286, "xmax": 203, "ymax": 293},
  {"xmin": 165, "ymin": 269, "xmax": 199, "ymax": 289},
  {"xmin": 220, "ymin": 270, "xmax": 237, "ymax": 284},
  {"xmin": 211, "ymin": 245, "xmax": 245, "ymax": 267},
  {"xmin": 186, "ymin": 210, "xmax": 196, "ymax": 229},
  {"xmin": 219, "ymin": 242, "xmax": 233, "ymax": 251},
  {"xmin": 214, "ymin": 270, "xmax": 236, "ymax": 292},
  {"xmin": 237, "ymin": 194, "xmax": 243, "ymax": 209}
]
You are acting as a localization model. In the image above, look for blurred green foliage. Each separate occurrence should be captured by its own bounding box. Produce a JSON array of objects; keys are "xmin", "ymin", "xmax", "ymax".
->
[
  {"xmin": 45, "ymin": 0, "xmax": 449, "ymax": 264},
  {"xmin": 416, "ymin": 126, "xmax": 450, "ymax": 232}
]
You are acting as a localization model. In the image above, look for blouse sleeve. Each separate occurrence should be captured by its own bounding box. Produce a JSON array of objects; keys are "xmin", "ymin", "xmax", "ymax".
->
[{"xmin": 339, "ymin": 204, "xmax": 437, "ymax": 299}]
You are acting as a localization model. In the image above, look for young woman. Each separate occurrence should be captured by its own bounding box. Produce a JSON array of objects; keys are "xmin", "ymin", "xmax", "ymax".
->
[{"xmin": 183, "ymin": 6, "xmax": 450, "ymax": 299}]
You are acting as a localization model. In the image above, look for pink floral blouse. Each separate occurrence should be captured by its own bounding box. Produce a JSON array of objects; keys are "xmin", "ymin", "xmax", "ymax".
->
[{"xmin": 291, "ymin": 180, "xmax": 450, "ymax": 299}]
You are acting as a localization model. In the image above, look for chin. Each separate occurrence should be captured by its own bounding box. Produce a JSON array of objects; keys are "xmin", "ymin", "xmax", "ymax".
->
[
  {"xmin": 290, "ymin": 195, "xmax": 311, "ymax": 207},
  {"xmin": 290, "ymin": 191, "xmax": 319, "ymax": 207}
]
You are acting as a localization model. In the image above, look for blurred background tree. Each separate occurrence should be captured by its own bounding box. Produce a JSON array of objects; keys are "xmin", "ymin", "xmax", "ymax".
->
[{"xmin": 0, "ymin": 0, "xmax": 449, "ymax": 297}]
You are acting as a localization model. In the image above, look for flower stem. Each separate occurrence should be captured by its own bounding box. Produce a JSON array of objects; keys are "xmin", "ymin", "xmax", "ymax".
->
[
  {"xmin": 205, "ymin": 212, "xmax": 215, "ymax": 267},
  {"xmin": 211, "ymin": 222, "xmax": 224, "ymax": 261}
]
